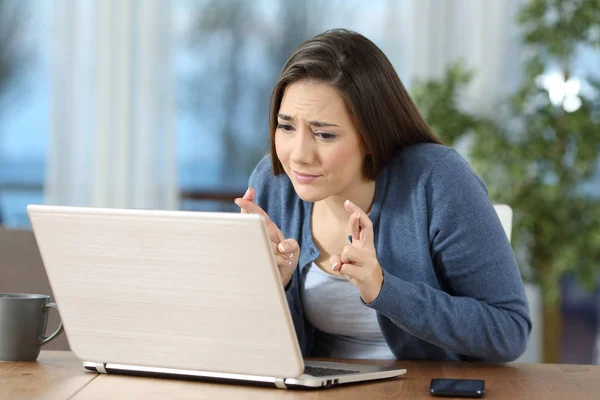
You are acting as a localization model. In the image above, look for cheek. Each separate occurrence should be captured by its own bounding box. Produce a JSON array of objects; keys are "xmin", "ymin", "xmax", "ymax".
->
[
  {"xmin": 324, "ymin": 145, "xmax": 364, "ymax": 175},
  {"xmin": 274, "ymin": 134, "xmax": 289, "ymax": 164}
]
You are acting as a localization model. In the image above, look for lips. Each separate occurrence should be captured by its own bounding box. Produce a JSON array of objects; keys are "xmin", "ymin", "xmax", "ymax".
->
[{"xmin": 293, "ymin": 170, "xmax": 321, "ymax": 183}]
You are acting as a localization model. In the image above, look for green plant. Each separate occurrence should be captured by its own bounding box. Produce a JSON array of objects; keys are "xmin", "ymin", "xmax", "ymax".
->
[{"xmin": 412, "ymin": 0, "xmax": 600, "ymax": 308}]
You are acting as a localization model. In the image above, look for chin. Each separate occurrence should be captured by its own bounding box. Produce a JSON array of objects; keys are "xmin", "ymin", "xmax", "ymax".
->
[{"xmin": 291, "ymin": 184, "xmax": 330, "ymax": 202}]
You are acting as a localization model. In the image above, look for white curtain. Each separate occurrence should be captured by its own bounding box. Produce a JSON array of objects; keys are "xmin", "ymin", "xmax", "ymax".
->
[
  {"xmin": 46, "ymin": 0, "xmax": 177, "ymax": 210},
  {"xmin": 385, "ymin": 0, "xmax": 524, "ymax": 112},
  {"xmin": 310, "ymin": 0, "xmax": 524, "ymax": 111}
]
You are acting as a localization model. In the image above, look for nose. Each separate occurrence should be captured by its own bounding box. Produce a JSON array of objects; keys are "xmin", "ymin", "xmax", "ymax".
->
[{"xmin": 290, "ymin": 129, "xmax": 315, "ymax": 165}]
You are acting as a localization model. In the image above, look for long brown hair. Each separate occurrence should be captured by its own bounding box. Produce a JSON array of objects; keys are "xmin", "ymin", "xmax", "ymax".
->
[{"xmin": 269, "ymin": 29, "xmax": 442, "ymax": 179}]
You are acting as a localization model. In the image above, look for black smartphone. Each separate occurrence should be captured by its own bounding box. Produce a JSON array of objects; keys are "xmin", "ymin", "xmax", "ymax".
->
[{"xmin": 429, "ymin": 378, "xmax": 485, "ymax": 398}]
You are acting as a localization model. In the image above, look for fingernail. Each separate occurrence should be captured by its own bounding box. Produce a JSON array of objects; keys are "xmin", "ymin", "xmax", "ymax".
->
[
  {"xmin": 287, "ymin": 259, "xmax": 293, "ymax": 266},
  {"xmin": 287, "ymin": 253, "xmax": 294, "ymax": 259},
  {"xmin": 331, "ymin": 262, "xmax": 339, "ymax": 271},
  {"xmin": 244, "ymin": 188, "xmax": 250, "ymax": 197},
  {"xmin": 278, "ymin": 243, "xmax": 287, "ymax": 253},
  {"xmin": 345, "ymin": 199, "xmax": 352, "ymax": 207}
]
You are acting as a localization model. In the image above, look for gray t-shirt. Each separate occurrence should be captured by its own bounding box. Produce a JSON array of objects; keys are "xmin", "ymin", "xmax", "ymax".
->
[{"xmin": 300, "ymin": 262, "xmax": 395, "ymax": 359}]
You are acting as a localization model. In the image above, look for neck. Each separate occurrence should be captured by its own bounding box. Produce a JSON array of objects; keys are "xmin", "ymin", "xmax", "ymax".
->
[{"xmin": 316, "ymin": 178, "xmax": 376, "ymax": 222}]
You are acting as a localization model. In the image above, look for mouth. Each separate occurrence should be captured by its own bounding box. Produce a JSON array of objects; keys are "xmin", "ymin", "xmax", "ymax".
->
[{"xmin": 292, "ymin": 170, "xmax": 321, "ymax": 184}]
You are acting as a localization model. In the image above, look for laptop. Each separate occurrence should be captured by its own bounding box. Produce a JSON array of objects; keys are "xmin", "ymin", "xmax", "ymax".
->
[{"xmin": 27, "ymin": 205, "xmax": 406, "ymax": 389}]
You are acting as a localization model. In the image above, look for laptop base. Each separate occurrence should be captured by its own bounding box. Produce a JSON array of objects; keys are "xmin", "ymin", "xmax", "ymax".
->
[{"xmin": 83, "ymin": 360, "xmax": 407, "ymax": 390}]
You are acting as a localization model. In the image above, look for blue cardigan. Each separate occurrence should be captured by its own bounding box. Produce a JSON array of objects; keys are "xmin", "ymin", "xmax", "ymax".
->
[{"xmin": 248, "ymin": 143, "xmax": 531, "ymax": 362}]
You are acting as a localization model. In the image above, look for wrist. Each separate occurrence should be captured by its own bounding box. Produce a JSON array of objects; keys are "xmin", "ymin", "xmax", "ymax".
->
[{"xmin": 362, "ymin": 266, "xmax": 384, "ymax": 304}]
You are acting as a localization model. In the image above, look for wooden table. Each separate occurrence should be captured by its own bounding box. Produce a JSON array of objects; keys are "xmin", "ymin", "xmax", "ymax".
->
[{"xmin": 2, "ymin": 351, "xmax": 600, "ymax": 399}]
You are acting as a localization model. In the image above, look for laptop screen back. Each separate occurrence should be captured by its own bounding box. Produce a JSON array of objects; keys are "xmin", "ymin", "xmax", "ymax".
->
[{"xmin": 27, "ymin": 205, "xmax": 304, "ymax": 378}]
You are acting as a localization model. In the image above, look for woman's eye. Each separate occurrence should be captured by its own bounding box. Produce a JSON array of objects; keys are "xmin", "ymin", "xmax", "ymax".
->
[
  {"xmin": 277, "ymin": 123, "xmax": 294, "ymax": 132},
  {"xmin": 316, "ymin": 132, "xmax": 336, "ymax": 140}
]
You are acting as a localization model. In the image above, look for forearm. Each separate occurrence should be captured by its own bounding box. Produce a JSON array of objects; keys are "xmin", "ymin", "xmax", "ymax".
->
[{"xmin": 368, "ymin": 272, "xmax": 531, "ymax": 361}]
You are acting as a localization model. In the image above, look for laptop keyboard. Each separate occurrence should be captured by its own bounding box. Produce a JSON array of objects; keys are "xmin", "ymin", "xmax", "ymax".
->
[{"xmin": 304, "ymin": 365, "xmax": 362, "ymax": 377}]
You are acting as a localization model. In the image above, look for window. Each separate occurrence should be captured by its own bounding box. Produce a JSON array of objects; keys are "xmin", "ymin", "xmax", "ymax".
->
[{"xmin": 0, "ymin": 1, "xmax": 50, "ymax": 227}]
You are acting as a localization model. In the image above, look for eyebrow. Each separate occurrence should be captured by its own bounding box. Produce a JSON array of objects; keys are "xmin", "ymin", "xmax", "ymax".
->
[{"xmin": 277, "ymin": 113, "xmax": 339, "ymax": 128}]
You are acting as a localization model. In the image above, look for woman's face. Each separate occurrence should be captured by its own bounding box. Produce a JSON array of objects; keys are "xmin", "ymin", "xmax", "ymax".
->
[{"xmin": 275, "ymin": 80, "xmax": 368, "ymax": 202}]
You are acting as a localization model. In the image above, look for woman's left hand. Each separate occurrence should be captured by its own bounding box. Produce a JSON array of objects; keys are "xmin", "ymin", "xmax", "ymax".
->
[{"xmin": 330, "ymin": 200, "xmax": 384, "ymax": 304}]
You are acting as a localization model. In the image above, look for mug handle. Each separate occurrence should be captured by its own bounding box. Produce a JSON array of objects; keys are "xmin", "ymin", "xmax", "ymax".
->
[{"xmin": 39, "ymin": 302, "xmax": 65, "ymax": 345}]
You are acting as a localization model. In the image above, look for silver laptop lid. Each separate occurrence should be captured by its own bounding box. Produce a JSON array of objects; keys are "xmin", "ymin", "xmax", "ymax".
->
[{"xmin": 27, "ymin": 205, "xmax": 304, "ymax": 379}]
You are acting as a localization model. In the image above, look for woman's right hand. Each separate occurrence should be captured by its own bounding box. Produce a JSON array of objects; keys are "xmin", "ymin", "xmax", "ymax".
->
[{"xmin": 234, "ymin": 187, "xmax": 299, "ymax": 288}]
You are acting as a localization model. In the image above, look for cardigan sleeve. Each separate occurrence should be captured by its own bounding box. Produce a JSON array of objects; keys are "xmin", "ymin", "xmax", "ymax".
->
[{"xmin": 367, "ymin": 150, "xmax": 532, "ymax": 362}]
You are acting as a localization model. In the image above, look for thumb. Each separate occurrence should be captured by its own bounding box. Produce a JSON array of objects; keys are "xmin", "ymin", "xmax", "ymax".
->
[{"xmin": 329, "ymin": 254, "xmax": 342, "ymax": 272}]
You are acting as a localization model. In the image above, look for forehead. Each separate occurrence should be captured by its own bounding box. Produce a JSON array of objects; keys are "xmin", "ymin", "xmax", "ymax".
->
[{"xmin": 279, "ymin": 80, "xmax": 350, "ymax": 120}]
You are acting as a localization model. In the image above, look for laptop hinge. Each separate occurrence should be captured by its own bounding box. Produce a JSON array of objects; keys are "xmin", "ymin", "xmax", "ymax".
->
[
  {"xmin": 274, "ymin": 378, "xmax": 287, "ymax": 389},
  {"xmin": 94, "ymin": 363, "xmax": 107, "ymax": 374}
]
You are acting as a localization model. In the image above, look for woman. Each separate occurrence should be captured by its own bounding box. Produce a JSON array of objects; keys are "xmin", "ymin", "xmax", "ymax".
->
[{"xmin": 235, "ymin": 29, "xmax": 531, "ymax": 362}]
